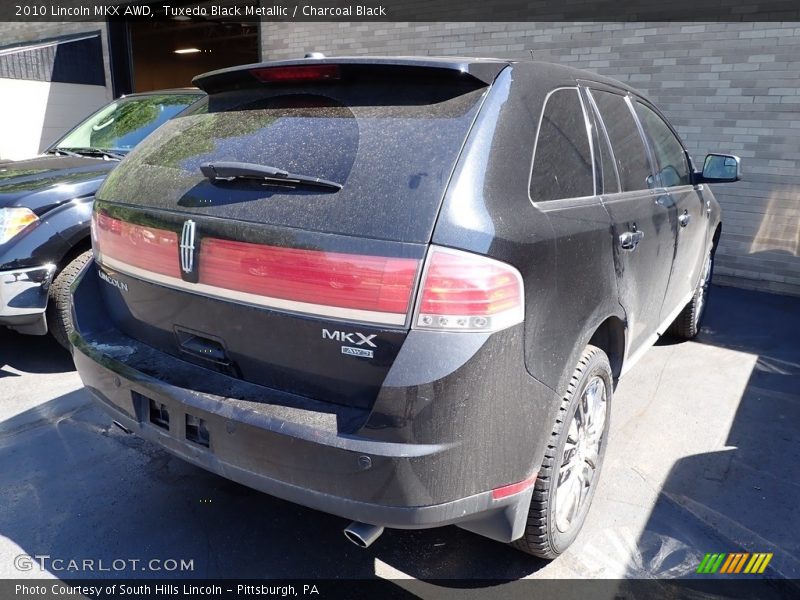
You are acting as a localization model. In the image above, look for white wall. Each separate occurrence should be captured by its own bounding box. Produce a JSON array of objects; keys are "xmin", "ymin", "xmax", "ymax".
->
[{"xmin": 0, "ymin": 79, "xmax": 108, "ymax": 160}]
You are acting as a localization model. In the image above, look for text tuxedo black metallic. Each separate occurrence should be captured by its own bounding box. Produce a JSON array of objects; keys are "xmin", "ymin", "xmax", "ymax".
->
[{"xmin": 69, "ymin": 57, "xmax": 737, "ymax": 557}]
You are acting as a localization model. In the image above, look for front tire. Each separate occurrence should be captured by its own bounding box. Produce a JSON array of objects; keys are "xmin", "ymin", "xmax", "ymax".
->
[
  {"xmin": 512, "ymin": 345, "xmax": 612, "ymax": 558},
  {"xmin": 46, "ymin": 250, "xmax": 92, "ymax": 350}
]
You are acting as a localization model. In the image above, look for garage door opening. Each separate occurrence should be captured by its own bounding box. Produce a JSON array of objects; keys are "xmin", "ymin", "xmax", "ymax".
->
[{"xmin": 109, "ymin": 14, "xmax": 259, "ymax": 94}]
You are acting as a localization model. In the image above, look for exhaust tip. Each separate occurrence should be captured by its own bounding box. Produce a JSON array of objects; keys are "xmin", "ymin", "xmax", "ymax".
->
[{"xmin": 343, "ymin": 522, "xmax": 384, "ymax": 549}]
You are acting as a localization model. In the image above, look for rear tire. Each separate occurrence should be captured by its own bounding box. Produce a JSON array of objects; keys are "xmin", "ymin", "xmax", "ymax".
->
[
  {"xmin": 47, "ymin": 250, "xmax": 92, "ymax": 350},
  {"xmin": 512, "ymin": 345, "xmax": 612, "ymax": 559},
  {"xmin": 668, "ymin": 246, "xmax": 714, "ymax": 340}
]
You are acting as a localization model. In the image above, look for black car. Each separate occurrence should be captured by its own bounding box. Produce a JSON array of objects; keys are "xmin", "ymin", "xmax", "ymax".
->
[
  {"xmin": 70, "ymin": 57, "xmax": 739, "ymax": 558},
  {"xmin": 0, "ymin": 89, "xmax": 204, "ymax": 347}
]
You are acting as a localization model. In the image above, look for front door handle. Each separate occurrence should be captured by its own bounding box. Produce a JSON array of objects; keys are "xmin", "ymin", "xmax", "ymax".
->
[
  {"xmin": 619, "ymin": 230, "xmax": 645, "ymax": 251},
  {"xmin": 678, "ymin": 212, "xmax": 691, "ymax": 228}
]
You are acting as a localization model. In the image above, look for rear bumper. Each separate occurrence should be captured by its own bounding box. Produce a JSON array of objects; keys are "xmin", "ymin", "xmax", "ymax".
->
[
  {"xmin": 0, "ymin": 263, "xmax": 56, "ymax": 334},
  {"xmin": 69, "ymin": 261, "xmax": 551, "ymax": 542},
  {"xmin": 72, "ymin": 341, "xmax": 532, "ymax": 541}
]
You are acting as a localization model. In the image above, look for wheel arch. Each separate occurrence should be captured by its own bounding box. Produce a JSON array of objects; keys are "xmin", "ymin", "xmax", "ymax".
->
[
  {"xmin": 57, "ymin": 236, "xmax": 91, "ymax": 270},
  {"xmin": 587, "ymin": 315, "xmax": 626, "ymax": 383},
  {"xmin": 552, "ymin": 306, "xmax": 627, "ymax": 398}
]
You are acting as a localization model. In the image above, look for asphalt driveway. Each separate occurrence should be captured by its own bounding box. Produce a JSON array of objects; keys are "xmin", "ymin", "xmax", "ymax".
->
[{"xmin": 0, "ymin": 285, "xmax": 797, "ymax": 589}]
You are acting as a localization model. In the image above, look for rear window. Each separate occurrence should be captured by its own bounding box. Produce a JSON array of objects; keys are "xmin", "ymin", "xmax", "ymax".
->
[{"xmin": 98, "ymin": 76, "xmax": 487, "ymax": 243}]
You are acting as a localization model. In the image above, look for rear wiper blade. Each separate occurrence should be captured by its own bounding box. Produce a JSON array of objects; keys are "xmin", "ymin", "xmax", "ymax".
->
[{"xmin": 200, "ymin": 161, "xmax": 342, "ymax": 191}]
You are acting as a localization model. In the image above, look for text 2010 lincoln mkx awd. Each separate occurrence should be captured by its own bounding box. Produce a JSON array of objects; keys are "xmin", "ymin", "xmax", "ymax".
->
[{"xmin": 69, "ymin": 57, "xmax": 739, "ymax": 557}]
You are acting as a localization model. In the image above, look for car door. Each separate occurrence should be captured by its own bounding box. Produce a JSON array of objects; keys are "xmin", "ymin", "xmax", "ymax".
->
[
  {"xmin": 526, "ymin": 86, "xmax": 620, "ymax": 384},
  {"xmin": 585, "ymin": 86, "xmax": 677, "ymax": 358},
  {"xmin": 632, "ymin": 99, "xmax": 708, "ymax": 322}
]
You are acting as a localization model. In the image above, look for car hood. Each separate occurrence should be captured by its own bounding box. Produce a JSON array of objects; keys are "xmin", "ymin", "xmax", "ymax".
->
[{"xmin": 0, "ymin": 154, "xmax": 116, "ymax": 214}]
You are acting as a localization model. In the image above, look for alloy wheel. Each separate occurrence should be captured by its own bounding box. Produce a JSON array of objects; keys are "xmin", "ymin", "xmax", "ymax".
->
[{"xmin": 555, "ymin": 375, "xmax": 608, "ymax": 533}]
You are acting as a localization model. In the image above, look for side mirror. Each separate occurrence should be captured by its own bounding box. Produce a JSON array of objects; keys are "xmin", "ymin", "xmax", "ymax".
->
[{"xmin": 698, "ymin": 153, "xmax": 741, "ymax": 184}]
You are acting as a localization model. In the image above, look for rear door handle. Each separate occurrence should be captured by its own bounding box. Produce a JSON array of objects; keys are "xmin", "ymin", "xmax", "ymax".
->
[
  {"xmin": 619, "ymin": 230, "xmax": 645, "ymax": 251},
  {"xmin": 678, "ymin": 212, "xmax": 691, "ymax": 227}
]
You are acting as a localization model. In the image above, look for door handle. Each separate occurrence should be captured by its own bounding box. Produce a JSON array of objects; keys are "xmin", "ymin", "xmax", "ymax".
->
[
  {"xmin": 619, "ymin": 230, "xmax": 645, "ymax": 251},
  {"xmin": 678, "ymin": 212, "xmax": 691, "ymax": 228}
]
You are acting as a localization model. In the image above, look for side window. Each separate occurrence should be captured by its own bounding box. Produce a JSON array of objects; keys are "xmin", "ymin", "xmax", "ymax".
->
[
  {"xmin": 634, "ymin": 101, "xmax": 691, "ymax": 187},
  {"xmin": 590, "ymin": 90, "xmax": 653, "ymax": 193},
  {"xmin": 529, "ymin": 88, "xmax": 594, "ymax": 202}
]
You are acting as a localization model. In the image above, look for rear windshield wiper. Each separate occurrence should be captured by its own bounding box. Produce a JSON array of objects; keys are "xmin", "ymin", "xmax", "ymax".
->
[
  {"xmin": 59, "ymin": 147, "xmax": 125, "ymax": 161},
  {"xmin": 200, "ymin": 161, "xmax": 342, "ymax": 191}
]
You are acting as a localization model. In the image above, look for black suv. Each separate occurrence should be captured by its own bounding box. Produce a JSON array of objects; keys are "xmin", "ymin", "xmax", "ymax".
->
[{"xmin": 70, "ymin": 58, "xmax": 739, "ymax": 558}]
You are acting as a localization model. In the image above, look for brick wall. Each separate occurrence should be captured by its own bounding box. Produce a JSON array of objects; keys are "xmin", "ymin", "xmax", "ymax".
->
[{"xmin": 263, "ymin": 22, "xmax": 800, "ymax": 296}]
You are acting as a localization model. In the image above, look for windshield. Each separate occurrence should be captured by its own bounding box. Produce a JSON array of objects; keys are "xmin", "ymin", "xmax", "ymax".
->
[{"xmin": 52, "ymin": 93, "xmax": 201, "ymax": 155}]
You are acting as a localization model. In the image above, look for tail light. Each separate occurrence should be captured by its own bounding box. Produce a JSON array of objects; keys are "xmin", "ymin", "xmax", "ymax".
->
[
  {"xmin": 199, "ymin": 239, "xmax": 419, "ymax": 325},
  {"xmin": 92, "ymin": 212, "xmax": 180, "ymax": 279},
  {"xmin": 92, "ymin": 213, "xmax": 420, "ymax": 327},
  {"xmin": 92, "ymin": 214, "xmax": 523, "ymax": 331},
  {"xmin": 413, "ymin": 246, "xmax": 524, "ymax": 332}
]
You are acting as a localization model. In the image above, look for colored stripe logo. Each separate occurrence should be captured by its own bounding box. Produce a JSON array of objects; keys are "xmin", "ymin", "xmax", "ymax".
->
[{"xmin": 697, "ymin": 552, "xmax": 773, "ymax": 574}]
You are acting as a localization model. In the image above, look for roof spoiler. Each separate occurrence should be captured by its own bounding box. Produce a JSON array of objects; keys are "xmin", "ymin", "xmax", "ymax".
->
[{"xmin": 192, "ymin": 57, "xmax": 510, "ymax": 94}]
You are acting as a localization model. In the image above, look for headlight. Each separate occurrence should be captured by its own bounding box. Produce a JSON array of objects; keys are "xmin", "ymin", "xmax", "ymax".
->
[{"xmin": 0, "ymin": 207, "xmax": 39, "ymax": 244}]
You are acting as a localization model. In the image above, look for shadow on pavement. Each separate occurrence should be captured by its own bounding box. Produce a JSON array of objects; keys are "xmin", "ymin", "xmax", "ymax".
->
[
  {"xmin": 631, "ymin": 286, "xmax": 800, "ymax": 587},
  {"xmin": 0, "ymin": 328, "xmax": 74, "ymax": 376},
  {"xmin": 0, "ymin": 388, "xmax": 543, "ymax": 581}
]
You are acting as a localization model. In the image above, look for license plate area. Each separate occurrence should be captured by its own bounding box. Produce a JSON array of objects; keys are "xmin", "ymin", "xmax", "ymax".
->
[{"xmin": 136, "ymin": 391, "xmax": 212, "ymax": 449}]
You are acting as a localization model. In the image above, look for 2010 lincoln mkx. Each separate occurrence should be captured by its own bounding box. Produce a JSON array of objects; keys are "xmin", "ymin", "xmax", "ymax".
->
[{"xmin": 69, "ymin": 57, "xmax": 738, "ymax": 558}]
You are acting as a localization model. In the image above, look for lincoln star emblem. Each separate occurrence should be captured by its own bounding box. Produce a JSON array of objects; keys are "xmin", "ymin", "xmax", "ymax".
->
[{"xmin": 180, "ymin": 220, "xmax": 197, "ymax": 274}]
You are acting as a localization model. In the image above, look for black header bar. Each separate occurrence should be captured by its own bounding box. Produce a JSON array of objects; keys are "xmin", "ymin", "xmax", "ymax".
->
[{"xmin": 2, "ymin": 0, "xmax": 800, "ymax": 22}]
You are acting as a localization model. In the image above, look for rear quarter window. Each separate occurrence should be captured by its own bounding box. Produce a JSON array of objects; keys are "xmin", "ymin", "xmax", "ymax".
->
[{"xmin": 529, "ymin": 88, "xmax": 594, "ymax": 202}]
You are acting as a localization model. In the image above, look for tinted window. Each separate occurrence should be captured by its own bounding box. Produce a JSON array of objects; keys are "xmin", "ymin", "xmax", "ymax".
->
[
  {"xmin": 591, "ymin": 90, "xmax": 653, "ymax": 192},
  {"xmin": 634, "ymin": 102, "xmax": 691, "ymax": 187},
  {"xmin": 529, "ymin": 88, "xmax": 594, "ymax": 202}
]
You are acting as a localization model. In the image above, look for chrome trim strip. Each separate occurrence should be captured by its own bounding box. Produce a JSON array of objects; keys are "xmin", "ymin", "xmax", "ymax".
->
[{"xmin": 100, "ymin": 256, "xmax": 408, "ymax": 327}]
